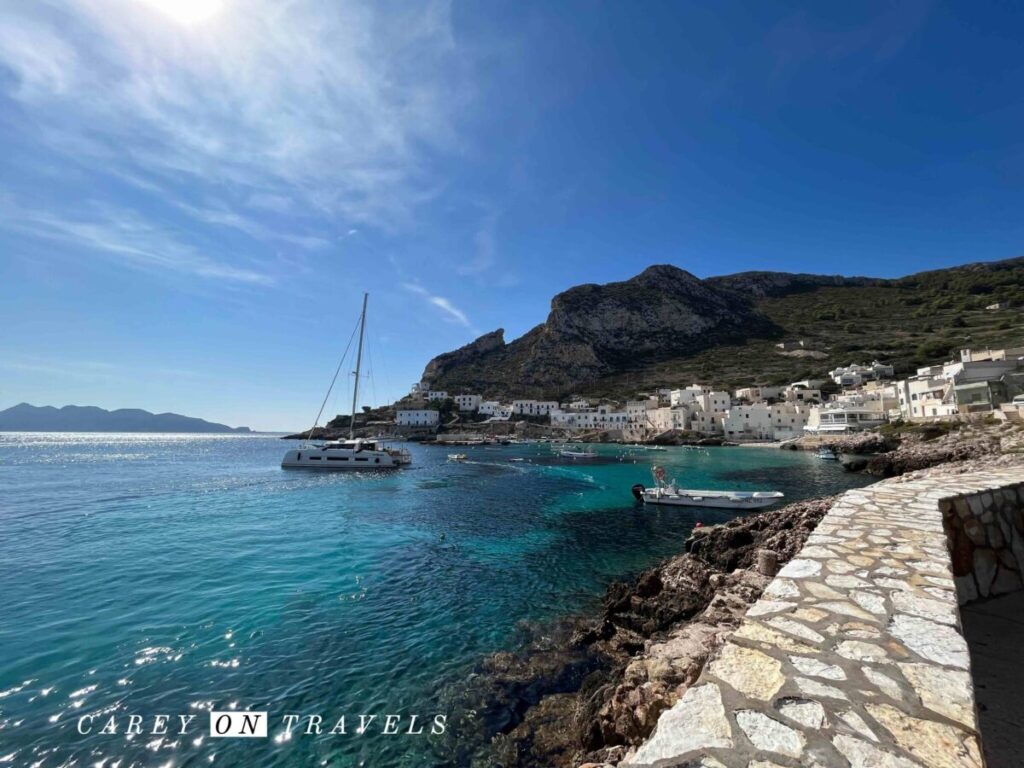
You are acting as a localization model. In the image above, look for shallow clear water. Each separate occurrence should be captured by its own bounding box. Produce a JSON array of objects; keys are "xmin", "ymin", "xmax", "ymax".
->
[{"xmin": 0, "ymin": 434, "xmax": 872, "ymax": 767}]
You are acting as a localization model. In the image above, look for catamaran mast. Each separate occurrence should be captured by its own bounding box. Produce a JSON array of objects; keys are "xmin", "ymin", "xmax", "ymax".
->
[{"xmin": 349, "ymin": 292, "xmax": 368, "ymax": 440}]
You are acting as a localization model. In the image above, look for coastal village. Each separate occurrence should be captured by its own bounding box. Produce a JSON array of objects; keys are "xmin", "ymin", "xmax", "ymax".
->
[{"xmin": 391, "ymin": 343, "xmax": 1024, "ymax": 444}]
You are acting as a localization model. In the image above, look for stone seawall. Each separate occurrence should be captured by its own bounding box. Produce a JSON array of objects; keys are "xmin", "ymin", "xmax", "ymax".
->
[{"xmin": 622, "ymin": 464, "xmax": 1024, "ymax": 768}]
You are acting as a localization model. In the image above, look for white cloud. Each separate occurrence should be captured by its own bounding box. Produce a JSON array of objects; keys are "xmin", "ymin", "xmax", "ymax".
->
[
  {"xmin": 457, "ymin": 211, "xmax": 499, "ymax": 276},
  {"xmin": 0, "ymin": 0, "xmax": 468, "ymax": 229},
  {"xmin": 0, "ymin": 197, "xmax": 273, "ymax": 285},
  {"xmin": 402, "ymin": 282, "xmax": 473, "ymax": 328}
]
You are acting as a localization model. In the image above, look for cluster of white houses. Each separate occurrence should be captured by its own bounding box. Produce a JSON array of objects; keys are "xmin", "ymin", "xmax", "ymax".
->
[{"xmin": 397, "ymin": 345, "xmax": 1024, "ymax": 440}]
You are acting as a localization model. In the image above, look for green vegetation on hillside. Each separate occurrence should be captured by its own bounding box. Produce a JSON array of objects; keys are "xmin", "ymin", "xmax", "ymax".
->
[{"xmin": 580, "ymin": 258, "xmax": 1024, "ymax": 398}]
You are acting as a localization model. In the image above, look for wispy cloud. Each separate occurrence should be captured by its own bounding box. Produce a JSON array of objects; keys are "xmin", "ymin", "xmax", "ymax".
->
[
  {"xmin": 457, "ymin": 211, "xmax": 499, "ymax": 276},
  {"xmin": 0, "ymin": 0, "xmax": 466, "ymax": 230},
  {"xmin": 175, "ymin": 201, "xmax": 331, "ymax": 250},
  {"xmin": 402, "ymin": 282, "xmax": 474, "ymax": 329},
  {"xmin": 0, "ymin": 197, "xmax": 273, "ymax": 285}
]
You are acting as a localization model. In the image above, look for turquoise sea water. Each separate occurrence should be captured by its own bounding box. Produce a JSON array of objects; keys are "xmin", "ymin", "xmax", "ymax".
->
[{"xmin": 0, "ymin": 434, "xmax": 873, "ymax": 767}]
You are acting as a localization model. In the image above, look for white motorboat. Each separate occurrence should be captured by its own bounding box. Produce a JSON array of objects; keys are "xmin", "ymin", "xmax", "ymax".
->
[
  {"xmin": 447, "ymin": 453, "xmax": 468, "ymax": 462},
  {"xmin": 635, "ymin": 484, "xmax": 784, "ymax": 509},
  {"xmin": 559, "ymin": 447, "xmax": 598, "ymax": 459},
  {"xmin": 631, "ymin": 465, "xmax": 783, "ymax": 509},
  {"xmin": 282, "ymin": 293, "xmax": 411, "ymax": 471},
  {"xmin": 816, "ymin": 447, "xmax": 839, "ymax": 461}
]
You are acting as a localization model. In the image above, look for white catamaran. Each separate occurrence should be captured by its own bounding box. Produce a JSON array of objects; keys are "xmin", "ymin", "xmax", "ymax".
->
[{"xmin": 281, "ymin": 293, "xmax": 411, "ymax": 471}]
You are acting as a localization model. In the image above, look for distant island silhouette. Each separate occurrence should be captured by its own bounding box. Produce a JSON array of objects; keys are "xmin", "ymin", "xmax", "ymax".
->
[{"xmin": 0, "ymin": 403, "xmax": 252, "ymax": 433}]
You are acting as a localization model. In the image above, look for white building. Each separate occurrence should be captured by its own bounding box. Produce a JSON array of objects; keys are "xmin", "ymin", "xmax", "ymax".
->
[
  {"xmin": 783, "ymin": 384, "xmax": 821, "ymax": 404},
  {"xmin": 734, "ymin": 386, "xmax": 783, "ymax": 403},
  {"xmin": 512, "ymin": 400, "xmax": 559, "ymax": 418},
  {"xmin": 829, "ymin": 361, "xmax": 895, "ymax": 388},
  {"xmin": 722, "ymin": 405, "xmax": 773, "ymax": 440},
  {"xmin": 454, "ymin": 394, "xmax": 482, "ymax": 412},
  {"xmin": 641, "ymin": 406, "xmax": 691, "ymax": 433},
  {"xmin": 562, "ymin": 399, "xmax": 592, "ymax": 411},
  {"xmin": 805, "ymin": 406, "xmax": 887, "ymax": 434},
  {"xmin": 396, "ymin": 409, "xmax": 439, "ymax": 427},
  {"xmin": 550, "ymin": 405, "xmax": 629, "ymax": 431},
  {"xmin": 894, "ymin": 355, "xmax": 1024, "ymax": 421},
  {"xmin": 670, "ymin": 385, "xmax": 706, "ymax": 407},
  {"xmin": 478, "ymin": 400, "xmax": 502, "ymax": 416},
  {"xmin": 626, "ymin": 398, "xmax": 660, "ymax": 422},
  {"xmin": 426, "ymin": 390, "xmax": 449, "ymax": 402},
  {"xmin": 720, "ymin": 403, "xmax": 809, "ymax": 441}
]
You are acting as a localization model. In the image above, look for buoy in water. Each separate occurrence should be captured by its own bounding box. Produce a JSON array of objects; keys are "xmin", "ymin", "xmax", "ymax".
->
[{"xmin": 695, "ymin": 522, "xmax": 703, "ymax": 528}]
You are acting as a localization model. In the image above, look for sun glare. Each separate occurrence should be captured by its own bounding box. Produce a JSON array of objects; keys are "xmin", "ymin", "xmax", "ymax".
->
[{"xmin": 138, "ymin": 0, "xmax": 225, "ymax": 25}]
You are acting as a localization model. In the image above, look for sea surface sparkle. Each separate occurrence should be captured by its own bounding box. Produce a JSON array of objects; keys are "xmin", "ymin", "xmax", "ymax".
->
[{"xmin": 0, "ymin": 433, "xmax": 873, "ymax": 766}]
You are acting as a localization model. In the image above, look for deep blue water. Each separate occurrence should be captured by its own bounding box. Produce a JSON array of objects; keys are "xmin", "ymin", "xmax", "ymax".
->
[{"xmin": 0, "ymin": 434, "xmax": 873, "ymax": 767}]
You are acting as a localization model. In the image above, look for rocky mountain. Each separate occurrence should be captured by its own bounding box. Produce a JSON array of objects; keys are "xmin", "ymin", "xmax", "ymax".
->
[
  {"xmin": 419, "ymin": 257, "xmax": 1024, "ymax": 399},
  {"xmin": 0, "ymin": 403, "xmax": 252, "ymax": 433}
]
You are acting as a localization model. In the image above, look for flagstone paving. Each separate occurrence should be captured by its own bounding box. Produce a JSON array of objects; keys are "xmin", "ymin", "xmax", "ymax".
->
[{"xmin": 624, "ymin": 466, "xmax": 1024, "ymax": 767}]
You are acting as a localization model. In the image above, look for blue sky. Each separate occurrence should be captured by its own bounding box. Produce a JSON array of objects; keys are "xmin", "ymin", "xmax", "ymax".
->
[{"xmin": 1, "ymin": 0, "xmax": 1022, "ymax": 430}]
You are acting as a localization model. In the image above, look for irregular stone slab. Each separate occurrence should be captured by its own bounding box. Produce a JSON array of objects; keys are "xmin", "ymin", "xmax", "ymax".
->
[
  {"xmin": 838, "ymin": 710, "xmax": 878, "ymax": 741},
  {"xmin": 747, "ymin": 600, "xmax": 797, "ymax": 617},
  {"xmin": 764, "ymin": 578, "xmax": 800, "ymax": 599},
  {"xmin": 889, "ymin": 614, "xmax": 969, "ymax": 669},
  {"xmin": 865, "ymin": 702, "xmax": 982, "ymax": 768},
  {"xmin": 863, "ymin": 667, "xmax": 904, "ymax": 700},
  {"xmin": 790, "ymin": 607, "xmax": 828, "ymax": 623},
  {"xmin": 833, "ymin": 734, "xmax": 924, "ymax": 767},
  {"xmin": 788, "ymin": 655, "xmax": 845, "ymax": 681},
  {"xmin": 837, "ymin": 640, "xmax": 890, "ymax": 663},
  {"xmin": 735, "ymin": 710, "xmax": 805, "ymax": 758},
  {"xmin": 851, "ymin": 590, "xmax": 887, "ymax": 615},
  {"xmin": 898, "ymin": 663, "xmax": 975, "ymax": 729},
  {"xmin": 891, "ymin": 590, "xmax": 958, "ymax": 626},
  {"xmin": 707, "ymin": 644, "xmax": 784, "ymax": 701},
  {"xmin": 795, "ymin": 676, "xmax": 848, "ymax": 701},
  {"xmin": 776, "ymin": 697, "xmax": 826, "ymax": 729},
  {"xmin": 625, "ymin": 683, "xmax": 732, "ymax": 765},
  {"xmin": 778, "ymin": 558, "xmax": 821, "ymax": 579},
  {"xmin": 804, "ymin": 582, "xmax": 846, "ymax": 600},
  {"xmin": 734, "ymin": 623, "xmax": 818, "ymax": 654},
  {"xmin": 764, "ymin": 617, "xmax": 825, "ymax": 644},
  {"xmin": 814, "ymin": 601, "xmax": 876, "ymax": 621},
  {"xmin": 826, "ymin": 574, "xmax": 870, "ymax": 589}
]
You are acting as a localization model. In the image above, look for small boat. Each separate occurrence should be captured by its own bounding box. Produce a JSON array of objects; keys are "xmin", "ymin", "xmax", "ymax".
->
[
  {"xmin": 447, "ymin": 453, "xmax": 468, "ymax": 462},
  {"xmin": 508, "ymin": 457, "xmax": 526, "ymax": 462},
  {"xmin": 559, "ymin": 447, "xmax": 598, "ymax": 459},
  {"xmin": 632, "ymin": 465, "xmax": 783, "ymax": 509},
  {"xmin": 816, "ymin": 447, "xmax": 839, "ymax": 461},
  {"xmin": 634, "ymin": 485, "xmax": 784, "ymax": 509}
]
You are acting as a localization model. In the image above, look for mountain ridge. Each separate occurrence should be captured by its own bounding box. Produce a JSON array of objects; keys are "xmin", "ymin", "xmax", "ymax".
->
[
  {"xmin": 0, "ymin": 403, "xmax": 252, "ymax": 433},
  {"xmin": 419, "ymin": 256, "xmax": 1024, "ymax": 399}
]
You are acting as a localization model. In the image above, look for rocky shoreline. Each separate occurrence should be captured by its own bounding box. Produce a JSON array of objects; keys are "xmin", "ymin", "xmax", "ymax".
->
[
  {"xmin": 448, "ymin": 420, "xmax": 1023, "ymax": 767},
  {"xmin": 442, "ymin": 495, "xmax": 836, "ymax": 767}
]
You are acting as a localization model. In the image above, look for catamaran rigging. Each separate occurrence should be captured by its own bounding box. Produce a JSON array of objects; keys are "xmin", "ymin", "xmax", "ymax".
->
[{"xmin": 281, "ymin": 293, "xmax": 411, "ymax": 470}]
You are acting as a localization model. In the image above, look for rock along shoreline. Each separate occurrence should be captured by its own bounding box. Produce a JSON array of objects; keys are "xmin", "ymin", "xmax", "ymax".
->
[{"xmin": 443, "ymin": 421, "xmax": 1021, "ymax": 767}]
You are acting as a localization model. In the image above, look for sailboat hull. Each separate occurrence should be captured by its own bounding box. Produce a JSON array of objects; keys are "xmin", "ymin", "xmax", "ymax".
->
[{"xmin": 281, "ymin": 447, "xmax": 407, "ymax": 470}]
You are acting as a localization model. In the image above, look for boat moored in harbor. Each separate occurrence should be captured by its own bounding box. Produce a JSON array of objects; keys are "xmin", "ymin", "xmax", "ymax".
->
[
  {"xmin": 632, "ymin": 465, "xmax": 783, "ymax": 509},
  {"xmin": 559, "ymin": 447, "xmax": 598, "ymax": 459},
  {"xmin": 282, "ymin": 293, "xmax": 411, "ymax": 471}
]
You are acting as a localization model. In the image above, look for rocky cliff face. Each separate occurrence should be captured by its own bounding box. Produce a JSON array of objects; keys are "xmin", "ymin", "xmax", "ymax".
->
[{"xmin": 420, "ymin": 265, "xmax": 778, "ymax": 398}]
